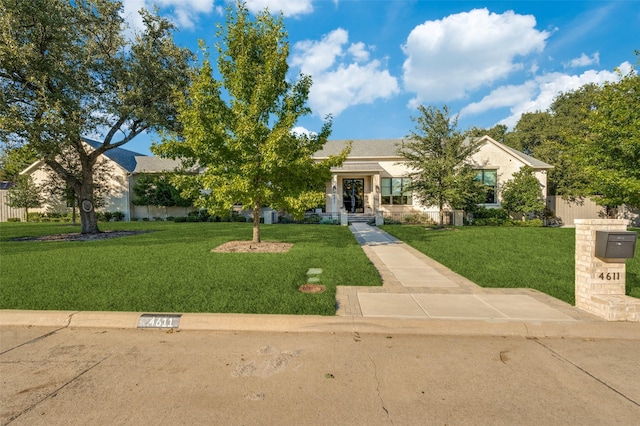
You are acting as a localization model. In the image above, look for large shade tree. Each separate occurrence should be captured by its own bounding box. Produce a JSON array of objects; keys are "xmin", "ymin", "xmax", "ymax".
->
[
  {"xmin": 398, "ymin": 105, "xmax": 484, "ymax": 227},
  {"xmin": 576, "ymin": 62, "xmax": 640, "ymax": 209},
  {"xmin": 154, "ymin": 2, "xmax": 348, "ymax": 243},
  {"xmin": 0, "ymin": 0, "xmax": 193, "ymax": 233}
]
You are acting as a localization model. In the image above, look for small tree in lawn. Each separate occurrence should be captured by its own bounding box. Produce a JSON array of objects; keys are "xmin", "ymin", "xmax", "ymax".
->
[
  {"xmin": 154, "ymin": 2, "xmax": 348, "ymax": 243},
  {"xmin": 501, "ymin": 166, "xmax": 546, "ymax": 221},
  {"xmin": 398, "ymin": 105, "xmax": 483, "ymax": 227},
  {"xmin": 6, "ymin": 175, "xmax": 42, "ymax": 221}
]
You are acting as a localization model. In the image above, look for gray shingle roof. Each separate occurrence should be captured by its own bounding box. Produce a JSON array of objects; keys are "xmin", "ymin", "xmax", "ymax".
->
[
  {"xmin": 82, "ymin": 138, "xmax": 145, "ymax": 173},
  {"xmin": 315, "ymin": 137, "xmax": 553, "ymax": 170},
  {"xmin": 133, "ymin": 156, "xmax": 187, "ymax": 174},
  {"xmin": 314, "ymin": 139, "xmax": 403, "ymax": 159}
]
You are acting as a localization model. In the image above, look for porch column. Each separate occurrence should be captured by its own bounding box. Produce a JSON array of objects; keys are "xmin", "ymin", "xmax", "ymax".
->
[
  {"xmin": 372, "ymin": 174, "xmax": 381, "ymax": 215},
  {"xmin": 331, "ymin": 174, "xmax": 338, "ymax": 219}
]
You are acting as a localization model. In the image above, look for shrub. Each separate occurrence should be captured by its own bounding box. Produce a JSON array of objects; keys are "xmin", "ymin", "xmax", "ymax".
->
[
  {"xmin": 26, "ymin": 212, "xmax": 44, "ymax": 222},
  {"xmin": 188, "ymin": 210, "xmax": 210, "ymax": 222},
  {"xmin": 319, "ymin": 217, "xmax": 338, "ymax": 225},
  {"xmin": 97, "ymin": 211, "xmax": 113, "ymax": 222},
  {"xmin": 153, "ymin": 217, "xmax": 164, "ymax": 222},
  {"xmin": 112, "ymin": 211, "xmax": 125, "ymax": 221},
  {"xmin": 513, "ymin": 218, "xmax": 544, "ymax": 227},
  {"xmin": 302, "ymin": 214, "xmax": 321, "ymax": 224},
  {"xmin": 173, "ymin": 216, "xmax": 188, "ymax": 223},
  {"xmin": 470, "ymin": 207, "xmax": 510, "ymax": 226},
  {"xmin": 8, "ymin": 217, "xmax": 20, "ymax": 222}
]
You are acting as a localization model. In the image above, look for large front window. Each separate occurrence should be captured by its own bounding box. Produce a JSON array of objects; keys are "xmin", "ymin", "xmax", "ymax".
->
[
  {"xmin": 476, "ymin": 170, "xmax": 497, "ymax": 204},
  {"xmin": 381, "ymin": 177, "xmax": 412, "ymax": 205}
]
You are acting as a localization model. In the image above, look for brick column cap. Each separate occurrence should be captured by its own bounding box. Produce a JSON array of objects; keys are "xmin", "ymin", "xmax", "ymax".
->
[{"xmin": 574, "ymin": 219, "xmax": 629, "ymax": 226}]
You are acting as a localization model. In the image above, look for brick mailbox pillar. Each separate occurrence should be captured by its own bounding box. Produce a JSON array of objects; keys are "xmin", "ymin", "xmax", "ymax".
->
[{"xmin": 575, "ymin": 219, "xmax": 639, "ymax": 321}]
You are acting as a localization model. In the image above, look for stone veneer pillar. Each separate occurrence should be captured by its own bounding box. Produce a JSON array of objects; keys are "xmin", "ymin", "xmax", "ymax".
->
[{"xmin": 575, "ymin": 219, "xmax": 639, "ymax": 321}]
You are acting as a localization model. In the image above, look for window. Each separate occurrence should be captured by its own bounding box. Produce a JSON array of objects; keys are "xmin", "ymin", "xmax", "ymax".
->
[
  {"xmin": 475, "ymin": 170, "xmax": 497, "ymax": 204},
  {"xmin": 381, "ymin": 177, "xmax": 412, "ymax": 205}
]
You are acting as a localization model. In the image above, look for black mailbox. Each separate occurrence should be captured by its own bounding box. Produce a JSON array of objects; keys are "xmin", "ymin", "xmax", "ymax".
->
[{"xmin": 595, "ymin": 231, "xmax": 637, "ymax": 260}]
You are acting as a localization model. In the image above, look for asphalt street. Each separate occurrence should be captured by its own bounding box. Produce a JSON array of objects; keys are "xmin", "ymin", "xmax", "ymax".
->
[{"xmin": 2, "ymin": 324, "xmax": 639, "ymax": 425}]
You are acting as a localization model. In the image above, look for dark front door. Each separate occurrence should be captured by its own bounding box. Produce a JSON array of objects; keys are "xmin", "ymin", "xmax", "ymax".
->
[{"xmin": 343, "ymin": 179, "xmax": 364, "ymax": 213}]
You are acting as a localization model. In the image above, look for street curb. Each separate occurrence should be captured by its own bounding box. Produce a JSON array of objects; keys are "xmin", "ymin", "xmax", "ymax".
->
[{"xmin": 2, "ymin": 310, "xmax": 639, "ymax": 340}]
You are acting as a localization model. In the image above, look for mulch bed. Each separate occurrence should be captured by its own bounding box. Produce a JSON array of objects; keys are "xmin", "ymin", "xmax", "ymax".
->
[
  {"xmin": 211, "ymin": 241, "xmax": 293, "ymax": 253},
  {"xmin": 10, "ymin": 230, "xmax": 148, "ymax": 242}
]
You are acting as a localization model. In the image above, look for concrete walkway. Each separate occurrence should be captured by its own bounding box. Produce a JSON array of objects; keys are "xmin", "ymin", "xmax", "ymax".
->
[{"xmin": 336, "ymin": 223, "xmax": 601, "ymax": 322}]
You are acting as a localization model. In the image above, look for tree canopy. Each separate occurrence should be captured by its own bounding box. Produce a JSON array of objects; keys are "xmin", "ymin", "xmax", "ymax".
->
[
  {"xmin": 0, "ymin": 0, "xmax": 193, "ymax": 233},
  {"xmin": 153, "ymin": 2, "xmax": 348, "ymax": 243},
  {"xmin": 399, "ymin": 105, "xmax": 484, "ymax": 226},
  {"xmin": 575, "ymin": 64, "xmax": 640, "ymax": 208}
]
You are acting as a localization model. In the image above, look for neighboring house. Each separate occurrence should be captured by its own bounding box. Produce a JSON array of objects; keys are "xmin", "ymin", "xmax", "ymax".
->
[
  {"xmin": 17, "ymin": 138, "xmax": 190, "ymax": 221},
  {"xmin": 312, "ymin": 135, "xmax": 554, "ymax": 220}
]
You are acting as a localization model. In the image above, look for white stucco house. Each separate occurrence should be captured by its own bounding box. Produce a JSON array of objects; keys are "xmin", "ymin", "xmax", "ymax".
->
[
  {"xmin": 314, "ymin": 135, "xmax": 553, "ymax": 222},
  {"xmin": 8, "ymin": 135, "xmax": 553, "ymax": 223}
]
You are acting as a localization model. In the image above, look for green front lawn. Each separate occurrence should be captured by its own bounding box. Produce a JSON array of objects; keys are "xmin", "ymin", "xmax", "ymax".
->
[
  {"xmin": 381, "ymin": 225, "xmax": 640, "ymax": 304},
  {"xmin": 0, "ymin": 222, "xmax": 382, "ymax": 315}
]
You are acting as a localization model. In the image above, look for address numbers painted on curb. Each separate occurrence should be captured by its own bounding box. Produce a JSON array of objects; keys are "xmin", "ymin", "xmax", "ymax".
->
[{"xmin": 137, "ymin": 314, "xmax": 182, "ymax": 329}]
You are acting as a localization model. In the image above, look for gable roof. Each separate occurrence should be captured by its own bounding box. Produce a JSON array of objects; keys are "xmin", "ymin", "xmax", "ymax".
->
[
  {"xmin": 476, "ymin": 135, "xmax": 553, "ymax": 169},
  {"xmin": 82, "ymin": 138, "xmax": 145, "ymax": 173},
  {"xmin": 315, "ymin": 136, "xmax": 553, "ymax": 170}
]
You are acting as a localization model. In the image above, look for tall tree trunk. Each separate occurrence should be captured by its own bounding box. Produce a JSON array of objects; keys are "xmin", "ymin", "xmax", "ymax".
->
[
  {"xmin": 252, "ymin": 201, "xmax": 261, "ymax": 243},
  {"xmin": 78, "ymin": 172, "xmax": 100, "ymax": 234}
]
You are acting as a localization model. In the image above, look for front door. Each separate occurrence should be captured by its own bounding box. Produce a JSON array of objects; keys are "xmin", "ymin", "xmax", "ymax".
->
[{"xmin": 343, "ymin": 179, "xmax": 364, "ymax": 213}]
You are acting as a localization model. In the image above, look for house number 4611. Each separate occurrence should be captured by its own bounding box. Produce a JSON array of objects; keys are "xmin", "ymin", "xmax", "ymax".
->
[{"xmin": 598, "ymin": 272, "xmax": 621, "ymax": 281}]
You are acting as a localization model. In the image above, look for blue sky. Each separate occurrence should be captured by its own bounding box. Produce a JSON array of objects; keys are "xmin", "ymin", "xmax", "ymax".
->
[{"xmin": 120, "ymin": 0, "xmax": 640, "ymax": 155}]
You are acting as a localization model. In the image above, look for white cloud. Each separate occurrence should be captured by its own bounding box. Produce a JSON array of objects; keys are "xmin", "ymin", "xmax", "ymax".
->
[
  {"xmin": 291, "ymin": 126, "xmax": 315, "ymax": 137},
  {"xmin": 291, "ymin": 29, "xmax": 348, "ymax": 75},
  {"xmin": 292, "ymin": 29, "xmax": 399, "ymax": 117},
  {"xmin": 121, "ymin": 0, "xmax": 215, "ymax": 30},
  {"xmin": 245, "ymin": 0, "xmax": 313, "ymax": 17},
  {"xmin": 347, "ymin": 42, "xmax": 370, "ymax": 62},
  {"xmin": 565, "ymin": 52, "xmax": 600, "ymax": 68},
  {"xmin": 402, "ymin": 8, "xmax": 549, "ymax": 105},
  {"xmin": 460, "ymin": 63, "xmax": 630, "ymax": 128}
]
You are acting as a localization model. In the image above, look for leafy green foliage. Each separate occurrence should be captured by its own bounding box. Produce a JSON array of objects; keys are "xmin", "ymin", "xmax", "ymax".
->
[
  {"xmin": 0, "ymin": 145, "xmax": 37, "ymax": 181},
  {"xmin": 501, "ymin": 165, "xmax": 546, "ymax": 220},
  {"xmin": 399, "ymin": 105, "xmax": 484, "ymax": 226},
  {"xmin": 132, "ymin": 174, "xmax": 193, "ymax": 208},
  {"xmin": 0, "ymin": 0, "xmax": 193, "ymax": 233},
  {"xmin": 153, "ymin": 2, "xmax": 347, "ymax": 242},
  {"xmin": 576, "ymin": 64, "xmax": 640, "ymax": 208},
  {"xmin": 5, "ymin": 175, "xmax": 42, "ymax": 220}
]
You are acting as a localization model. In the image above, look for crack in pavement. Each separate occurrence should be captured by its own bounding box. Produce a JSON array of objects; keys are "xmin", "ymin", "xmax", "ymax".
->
[
  {"xmin": 4, "ymin": 355, "xmax": 110, "ymax": 425},
  {"xmin": 532, "ymin": 338, "xmax": 640, "ymax": 408},
  {"xmin": 366, "ymin": 350, "xmax": 394, "ymax": 425},
  {"xmin": 0, "ymin": 312, "xmax": 79, "ymax": 356}
]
